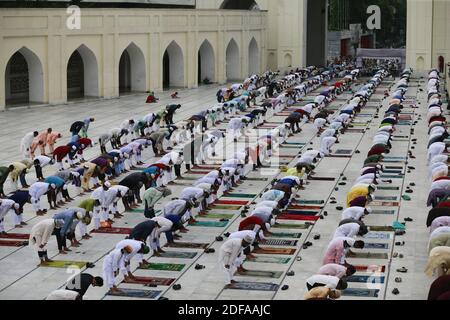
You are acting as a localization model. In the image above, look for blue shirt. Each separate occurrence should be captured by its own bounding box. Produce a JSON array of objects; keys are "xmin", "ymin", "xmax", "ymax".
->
[
  {"xmin": 45, "ymin": 176, "xmax": 65, "ymax": 188},
  {"xmin": 9, "ymin": 190, "xmax": 30, "ymax": 207},
  {"xmin": 53, "ymin": 209, "xmax": 76, "ymax": 236}
]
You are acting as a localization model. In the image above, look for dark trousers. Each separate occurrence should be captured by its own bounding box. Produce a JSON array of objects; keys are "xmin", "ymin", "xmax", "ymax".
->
[
  {"xmin": 174, "ymin": 164, "xmax": 182, "ymax": 177},
  {"xmin": 53, "ymin": 228, "xmax": 66, "ymax": 250},
  {"xmin": 34, "ymin": 164, "xmax": 44, "ymax": 180},
  {"xmin": 144, "ymin": 202, "xmax": 155, "ymax": 218},
  {"xmin": 19, "ymin": 170, "xmax": 28, "ymax": 187}
]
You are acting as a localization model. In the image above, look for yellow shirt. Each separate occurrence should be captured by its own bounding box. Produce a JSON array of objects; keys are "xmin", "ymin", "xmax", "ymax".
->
[{"xmin": 346, "ymin": 186, "xmax": 369, "ymax": 207}]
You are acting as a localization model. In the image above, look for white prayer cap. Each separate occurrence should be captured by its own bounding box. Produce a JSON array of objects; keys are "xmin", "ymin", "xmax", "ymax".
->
[
  {"xmin": 104, "ymin": 181, "xmax": 111, "ymax": 188},
  {"xmin": 13, "ymin": 203, "xmax": 20, "ymax": 210},
  {"xmin": 71, "ymin": 145, "xmax": 77, "ymax": 151},
  {"xmin": 366, "ymin": 207, "xmax": 373, "ymax": 213},
  {"xmin": 62, "ymin": 185, "xmax": 68, "ymax": 190},
  {"xmin": 243, "ymin": 234, "xmax": 254, "ymax": 244},
  {"xmin": 265, "ymin": 222, "xmax": 271, "ymax": 231},
  {"xmin": 76, "ymin": 211, "xmax": 85, "ymax": 220},
  {"xmin": 270, "ymin": 218, "xmax": 276, "ymax": 226},
  {"xmin": 50, "ymin": 183, "xmax": 56, "ymax": 189}
]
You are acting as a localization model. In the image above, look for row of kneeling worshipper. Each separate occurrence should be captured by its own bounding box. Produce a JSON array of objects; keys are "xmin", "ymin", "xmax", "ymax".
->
[
  {"xmin": 216, "ymin": 64, "xmax": 369, "ymax": 295},
  {"xmin": 216, "ymin": 64, "xmax": 364, "ymax": 289},
  {"xmin": 32, "ymin": 63, "xmax": 352, "ymax": 299},
  {"xmin": 424, "ymin": 68, "xmax": 450, "ymax": 301},
  {"xmin": 303, "ymin": 68, "xmax": 410, "ymax": 300}
]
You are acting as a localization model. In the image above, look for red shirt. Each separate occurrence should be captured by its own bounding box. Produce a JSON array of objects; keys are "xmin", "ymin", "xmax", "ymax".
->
[{"xmin": 239, "ymin": 216, "xmax": 264, "ymax": 231}]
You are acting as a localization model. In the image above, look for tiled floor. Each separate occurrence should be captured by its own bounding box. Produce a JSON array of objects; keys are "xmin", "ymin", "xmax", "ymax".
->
[{"xmin": 0, "ymin": 76, "xmax": 434, "ymax": 300}]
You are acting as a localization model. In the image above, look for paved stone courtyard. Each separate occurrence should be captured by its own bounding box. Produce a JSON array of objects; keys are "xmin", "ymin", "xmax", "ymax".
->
[{"xmin": 0, "ymin": 77, "xmax": 435, "ymax": 300}]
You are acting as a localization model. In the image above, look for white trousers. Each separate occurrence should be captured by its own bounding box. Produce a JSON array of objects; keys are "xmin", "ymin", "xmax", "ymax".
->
[{"xmin": 102, "ymin": 257, "xmax": 116, "ymax": 289}]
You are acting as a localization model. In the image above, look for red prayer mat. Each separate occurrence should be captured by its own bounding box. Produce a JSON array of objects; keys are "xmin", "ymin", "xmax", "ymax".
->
[
  {"xmin": 0, "ymin": 240, "xmax": 26, "ymax": 247},
  {"xmin": 288, "ymin": 205, "xmax": 323, "ymax": 210},
  {"xmin": 92, "ymin": 227, "xmax": 132, "ymax": 235},
  {"xmin": 277, "ymin": 214, "xmax": 320, "ymax": 221},
  {"xmin": 253, "ymin": 247, "xmax": 296, "ymax": 255},
  {"xmin": 355, "ymin": 265, "xmax": 386, "ymax": 273},
  {"xmin": 0, "ymin": 233, "xmax": 30, "ymax": 240},
  {"xmin": 215, "ymin": 200, "xmax": 249, "ymax": 206},
  {"xmin": 123, "ymin": 276, "xmax": 175, "ymax": 286}
]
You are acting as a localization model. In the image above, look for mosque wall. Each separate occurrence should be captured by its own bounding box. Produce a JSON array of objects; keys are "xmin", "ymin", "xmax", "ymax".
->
[{"xmin": 0, "ymin": 7, "xmax": 266, "ymax": 110}]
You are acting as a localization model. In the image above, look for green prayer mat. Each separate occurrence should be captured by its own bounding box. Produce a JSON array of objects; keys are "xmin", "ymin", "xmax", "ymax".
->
[
  {"xmin": 282, "ymin": 142, "xmax": 306, "ymax": 146},
  {"xmin": 246, "ymin": 256, "xmax": 291, "ymax": 264},
  {"xmin": 263, "ymin": 239, "xmax": 298, "ymax": 247},
  {"xmin": 210, "ymin": 205, "xmax": 242, "ymax": 211},
  {"xmin": 42, "ymin": 261, "xmax": 87, "ymax": 269},
  {"xmin": 235, "ymin": 270, "xmax": 284, "ymax": 279},
  {"xmin": 297, "ymin": 200, "xmax": 325, "ymax": 205},
  {"xmin": 346, "ymin": 275, "xmax": 385, "ymax": 284},
  {"xmin": 372, "ymin": 210, "xmax": 396, "ymax": 215},
  {"xmin": 130, "ymin": 209, "xmax": 161, "ymax": 214},
  {"xmin": 223, "ymin": 193, "xmax": 257, "ymax": 199},
  {"xmin": 159, "ymin": 251, "xmax": 197, "ymax": 259},
  {"xmin": 269, "ymin": 232, "xmax": 302, "ymax": 239},
  {"xmin": 272, "ymin": 223, "xmax": 310, "ymax": 230},
  {"xmin": 139, "ymin": 263, "xmax": 185, "ymax": 272},
  {"xmin": 342, "ymin": 288, "xmax": 380, "ymax": 298},
  {"xmin": 200, "ymin": 213, "xmax": 235, "ymax": 220},
  {"xmin": 280, "ymin": 145, "xmax": 304, "ymax": 149},
  {"xmin": 347, "ymin": 252, "xmax": 389, "ymax": 259},
  {"xmin": 380, "ymin": 175, "xmax": 404, "ymax": 179},
  {"xmin": 374, "ymin": 196, "xmax": 398, "ymax": 201},
  {"xmin": 106, "ymin": 289, "xmax": 161, "ymax": 299},
  {"xmin": 191, "ymin": 221, "xmax": 229, "ymax": 228},
  {"xmin": 165, "ymin": 242, "xmax": 209, "ymax": 249},
  {"xmin": 226, "ymin": 282, "xmax": 279, "ymax": 291},
  {"xmin": 377, "ymin": 186, "xmax": 400, "ymax": 191}
]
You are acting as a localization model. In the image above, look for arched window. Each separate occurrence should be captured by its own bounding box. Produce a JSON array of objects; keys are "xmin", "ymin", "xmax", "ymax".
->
[
  {"xmin": 119, "ymin": 43, "xmax": 146, "ymax": 94},
  {"xmin": 226, "ymin": 39, "xmax": 241, "ymax": 81},
  {"xmin": 198, "ymin": 40, "xmax": 216, "ymax": 84},
  {"xmin": 67, "ymin": 45, "xmax": 99, "ymax": 100},
  {"xmin": 163, "ymin": 41, "xmax": 184, "ymax": 88},
  {"xmin": 438, "ymin": 56, "xmax": 445, "ymax": 73},
  {"xmin": 5, "ymin": 47, "xmax": 44, "ymax": 106}
]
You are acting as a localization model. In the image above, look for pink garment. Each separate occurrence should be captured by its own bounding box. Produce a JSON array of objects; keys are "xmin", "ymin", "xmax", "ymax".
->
[
  {"xmin": 47, "ymin": 132, "xmax": 61, "ymax": 145},
  {"xmin": 35, "ymin": 131, "xmax": 49, "ymax": 146},
  {"xmin": 323, "ymin": 238, "xmax": 346, "ymax": 265},
  {"xmin": 317, "ymin": 264, "xmax": 347, "ymax": 278}
]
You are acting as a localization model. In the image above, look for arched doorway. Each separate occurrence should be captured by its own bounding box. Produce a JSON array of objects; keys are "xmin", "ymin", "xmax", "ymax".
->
[
  {"xmin": 284, "ymin": 53, "xmax": 293, "ymax": 68},
  {"xmin": 162, "ymin": 41, "xmax": 184, "ymax": 89},
  {"xmin": 248, "ymin": 38, "xmax": 260, "ymax": 76},
  {"xmin": 198, "ymin": 40, "xmax": 215, "ymax": 84},
  {"xmin": 4, "ymin": 47, "xmax": 44, "ymax": 106},
  {"xmin": 438, "ymin": 56, "xmax": 445, "ymax": 73},
  {"xmin": 268, "ymin": 52, "xmax": 276, "ymax": 71},
  {"xmin": 67, "ymin": 45, "xmax": 99, "ymax": 100},
  {"xmin": 416, "ymin": 56, "xmax": 425, "ymax": 70},
  {"xmin": 119, "ymin": 43, "xmax": 146, "ymax": 95},
  {"xmin": 226, "ymin": 39, "xmax": 240, "ymax": 82},
  {"xmin": 307, "ymin": 0, "xmax": 327, "ymax": 66}
]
